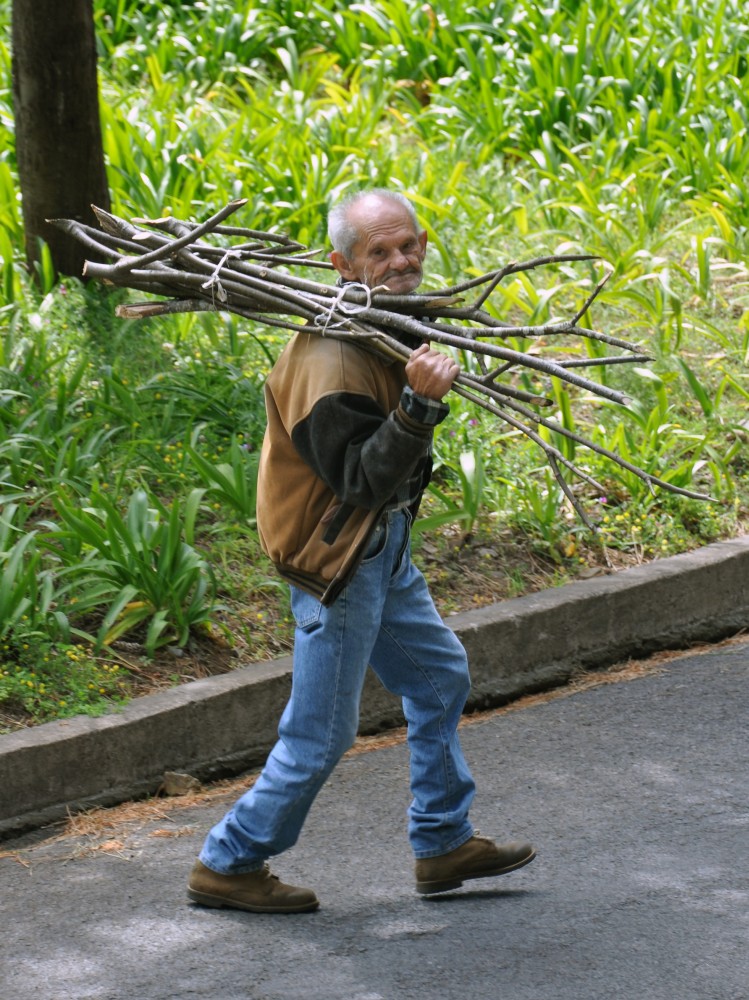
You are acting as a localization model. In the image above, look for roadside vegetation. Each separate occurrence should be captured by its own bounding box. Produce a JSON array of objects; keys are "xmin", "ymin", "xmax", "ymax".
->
[{"xmin": 0, "ymin": 0, "xmax": 747, "ymax": 730}]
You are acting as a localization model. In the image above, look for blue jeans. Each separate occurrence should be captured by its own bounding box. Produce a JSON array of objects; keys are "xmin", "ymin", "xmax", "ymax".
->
[{"xmin": 199, "ymin": 508, "xmax": 476, "ymax": 874}]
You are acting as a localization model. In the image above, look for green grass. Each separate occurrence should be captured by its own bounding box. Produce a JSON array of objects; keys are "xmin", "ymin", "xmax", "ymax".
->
[{"xmin": 0, "ymin": 0, "xmax": 747, "ymax": 728}]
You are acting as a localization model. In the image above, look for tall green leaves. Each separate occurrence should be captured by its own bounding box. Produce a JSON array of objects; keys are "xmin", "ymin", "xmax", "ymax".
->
[
  {"xmin": 78, "ymin": 0, "xmax": 749, "ymax": 254},
  {"xmin": 49, "ymin": 488, "xmax": 218, "ymax": 656}
]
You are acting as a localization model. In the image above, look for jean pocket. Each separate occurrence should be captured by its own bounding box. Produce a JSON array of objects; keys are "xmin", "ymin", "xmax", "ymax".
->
[
  {"xmin": 361, "ymin": 518, "xmax": 388, "ymax": 564},
  {"xmin": 290, "ymin": 588, "xmax": 324, "ymax": 632}
]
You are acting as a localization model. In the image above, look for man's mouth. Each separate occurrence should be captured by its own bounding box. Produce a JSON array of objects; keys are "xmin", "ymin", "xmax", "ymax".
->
[{"xmin": 383, "ymin": 268, "xmax": 421, "ymax": 287}]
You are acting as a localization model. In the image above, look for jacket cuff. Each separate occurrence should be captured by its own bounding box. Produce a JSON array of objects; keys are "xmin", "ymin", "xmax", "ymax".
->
[{"xmin": 399, "ymin": 385, "xmax": 450, "ymax": 427}]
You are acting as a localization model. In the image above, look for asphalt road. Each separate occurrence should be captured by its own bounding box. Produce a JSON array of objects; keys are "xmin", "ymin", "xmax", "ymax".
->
[{"xmin": 2, "ymin": 640, "xmax": 747, "ymax": 1000}]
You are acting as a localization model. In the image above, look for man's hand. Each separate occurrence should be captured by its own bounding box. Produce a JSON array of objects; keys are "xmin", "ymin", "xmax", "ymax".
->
[{"xmin": 405, "ymin": 343, "xmax": 460, "ymax": 401}]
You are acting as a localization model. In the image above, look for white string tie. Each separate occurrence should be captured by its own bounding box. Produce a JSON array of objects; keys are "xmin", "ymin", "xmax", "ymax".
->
[
  {"xmin": 315, "ymin": 281, "xmax": 372, "ymax": 335},
  {"xmin": 201, "ymin": 248, "xmax": 243, "ymax": 304}
]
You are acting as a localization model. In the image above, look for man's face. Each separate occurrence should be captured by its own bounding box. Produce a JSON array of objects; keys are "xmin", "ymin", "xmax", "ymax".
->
[{"xmin": 331, "ymin": 197, "xmax": 428, "ymax": 294}]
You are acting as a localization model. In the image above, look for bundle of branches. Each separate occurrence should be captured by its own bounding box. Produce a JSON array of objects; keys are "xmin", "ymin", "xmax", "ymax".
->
[{"xmin": 51, "ymin": 198, "xmax": 711, "ymax": 525}]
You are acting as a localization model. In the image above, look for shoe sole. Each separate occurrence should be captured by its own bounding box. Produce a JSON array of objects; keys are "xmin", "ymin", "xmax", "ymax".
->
[
  {"xmin": 416, "ymin": 848, "xmax": 537, "ymax": 895},
  {"xmin": 187, "ymin": 888, "xmax": 320, "ymax": 913}
]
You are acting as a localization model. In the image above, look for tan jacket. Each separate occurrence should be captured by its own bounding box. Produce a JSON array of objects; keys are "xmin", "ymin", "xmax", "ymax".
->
[{"xmin": 256, "ymin": 331, "xmax": 441, "ymax": 605}]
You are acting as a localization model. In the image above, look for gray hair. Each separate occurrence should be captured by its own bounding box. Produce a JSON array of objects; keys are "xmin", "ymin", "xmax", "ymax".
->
[{"xmin": 327, "ymin": 189, "xmax": 419, "ymax": 259}]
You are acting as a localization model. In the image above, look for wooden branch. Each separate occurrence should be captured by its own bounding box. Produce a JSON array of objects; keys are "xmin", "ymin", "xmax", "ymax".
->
[{"xmin": 49, "ymin": 202, "xmax": 715, "ymax": 520}]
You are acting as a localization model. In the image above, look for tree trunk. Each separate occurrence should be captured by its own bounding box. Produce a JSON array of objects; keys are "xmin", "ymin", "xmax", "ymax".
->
[{"xmin": 11, "ymin": 0, "xmax": 110, "ymax": 279}]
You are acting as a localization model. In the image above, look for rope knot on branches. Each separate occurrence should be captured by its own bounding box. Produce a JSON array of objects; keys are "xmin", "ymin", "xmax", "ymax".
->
[
  {"xmin": 314, "ymin": 281, "xmax": 373, "ymax": 335},
  {"xmin": 201, "ymin": 248, "xmax": 245, "ymax": 304}
]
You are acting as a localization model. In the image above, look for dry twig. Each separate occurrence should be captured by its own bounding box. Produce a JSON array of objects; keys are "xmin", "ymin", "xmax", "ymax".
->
[{"xmin": 50, "ymin": 200, "xmax": 713, "ymax": 522}]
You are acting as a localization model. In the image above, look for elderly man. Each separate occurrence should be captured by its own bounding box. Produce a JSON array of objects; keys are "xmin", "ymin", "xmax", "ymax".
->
[{"xmin": 188, "ymin": 190, "xmax": 535, "ymax": 913}]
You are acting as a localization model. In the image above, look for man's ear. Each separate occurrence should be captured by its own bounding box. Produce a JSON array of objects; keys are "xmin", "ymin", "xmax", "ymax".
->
[
  {"xmin": 330, "ymin": 250, "xmax": 356, "ymax": 281},
  {"xmin": 418, "ymin": 228, "xmax": 428, "ymax": 257}
]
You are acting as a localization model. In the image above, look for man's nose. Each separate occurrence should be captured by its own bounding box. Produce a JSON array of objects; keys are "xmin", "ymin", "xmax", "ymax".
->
[{"xmin": 390, "ymin": 249, "xmax": 411, "ymax": 270}]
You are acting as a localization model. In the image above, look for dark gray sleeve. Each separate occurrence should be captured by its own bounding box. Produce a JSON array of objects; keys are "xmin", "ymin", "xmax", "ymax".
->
[{"xmin": 291, "ymin": 389, "xmax": 445, "ymax": 510}]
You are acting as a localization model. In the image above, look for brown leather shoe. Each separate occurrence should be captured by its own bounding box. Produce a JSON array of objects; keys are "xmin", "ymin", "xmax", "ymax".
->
[
  {"xmin": 415, "ymin": 834, "xmax": 536, "ymax": 895},
  {"xmin": 187, "ymin": 859, "xmax": 319, "ymax": 913}
]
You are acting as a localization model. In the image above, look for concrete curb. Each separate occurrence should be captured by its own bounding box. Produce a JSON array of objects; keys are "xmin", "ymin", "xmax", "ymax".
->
[{"xmin": 2, "ymin": 536, "xmax": 748, "ymax": 837}]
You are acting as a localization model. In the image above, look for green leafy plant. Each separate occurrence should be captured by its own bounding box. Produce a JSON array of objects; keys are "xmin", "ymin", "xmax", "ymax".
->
[
  {"xmin": 47, "ymin": 487, "xmax": 219, "ymax": 655},
  {"xmin": 187, "ymin": 434, "xmax": 259, "ymax": 522},
  {"xmin": 0, "ymin": 637, "xmax": 125, "ymax": 726},
  {"xmin": 506, "ymin": 468, "xmax": 572, "ymax": 561},
  {"xmin": 415, "ymin": 447, "xmax": 488, "ymax": 540},
  {"xmin": 0, "ymin": 503, "xmax": 72, "ymax": 648},
  {"xmin": 0, "ymin": 513, "xmax": 43, "ymax": 641}
]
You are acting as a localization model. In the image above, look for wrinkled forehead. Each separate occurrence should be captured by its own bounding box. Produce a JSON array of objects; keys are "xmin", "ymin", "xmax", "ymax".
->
[{"xmin": 348, "ymin": 198, "xmax": 419, "ymax": 247}]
